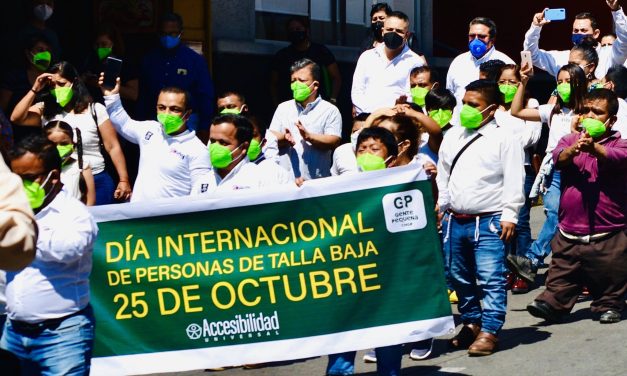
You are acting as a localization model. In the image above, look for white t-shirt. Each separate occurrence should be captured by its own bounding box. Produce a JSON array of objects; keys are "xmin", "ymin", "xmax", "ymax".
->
[
  {"xmin": 44, "ymin": 103, "xmax": 109, "ymax": 175},
  {"xmin": 613, "ymin": 98, "xmax": 627, "ymax": 139},
  {"xmin": 213, "ymin": 158, "xmax": 293, "ymax": 193},
  {"xmin": 538, "ymin": 104, "xmax": 574, "ymax": 153},
  {"xmin": 495, "ymin": 108, "xmax": 542, "ymax": 165},
  {"xmin": 330, "ymin": 143, "xmax": 358, "ymax": 176},
  {"xmin": 60, "ymin": 154, "xmax": 90, "ymax": 202}
]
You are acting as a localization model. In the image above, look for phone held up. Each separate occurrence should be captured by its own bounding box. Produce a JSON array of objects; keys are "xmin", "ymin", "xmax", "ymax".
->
[
  {"xmin": 102, "ymin": 57, "xmax": 123, "ymax": 89},
  {"xmin": 544, "ymin": 8, "xmax": 566, "ymax": 22}
]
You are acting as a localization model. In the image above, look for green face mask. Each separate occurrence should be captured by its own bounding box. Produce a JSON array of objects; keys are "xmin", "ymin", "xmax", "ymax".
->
[
  {"xmin": 499, "ymin": 84, "xmax": 518, "ymax": 104},
  {"xmin": 209, "ymin": 142, "xmax": 243, "ymax": 169},
  {"xmin": 220, "ymin": 107, "xmax": 241, "ymax": 115},
  {"xmin": 22, "ymin": 171, "xmax": 52, "ymax": 209},
  {"xmin": 97, "ymin": 47, "xmax": 112, "ymax": 61},
  {"xmin": 50, "ymin": 86, "xmax": 74, "ymax": 107},
  {"xmin": 410, "ymin": 86, "xmax": 429, "ymax": 107},
  {"xmin": 291, "ymin": 81, "xmax": 313, "ymax": 102},
  {"xmin": 157, "ymin": 113, "xmax": 185, "ymax": 135},
  {"xmin": 556, "ymin": 83, "xmax": 571, "ymax": 103},
  {"xmin": 581, "ymin": 117, "xmax": 608, "ymax": 138},
  {"xmin": 460, "ymin": 104, "xmax": 490, "ymax": 129},
  {"xmin": 356, "ymin": 153, "xmax": 387, "ymax": 171},
  {"xmin": 56, "ymin": 144, "xmax": 73, "ymax": 159},
  {"xmin": 32, "ymin": 51, "xmax": 51, "ymax": 71},
  {"xmin": 428, "ymin": 109, "xmax": 453, "ymax": 128},
  {"xmin": 247, "ymin": 138, "xmax": 262, "ymax": 160}
]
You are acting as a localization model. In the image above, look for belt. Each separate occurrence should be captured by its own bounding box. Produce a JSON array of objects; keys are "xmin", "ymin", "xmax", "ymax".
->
[
  {"xmin": 559, "ymin": 229, "xmax": 615, "ymax": 244},
  {"xmin": 10, "ymin": 307, "xmax": 88, "ymax": 333},
  {"xmin": 448, "ymin": 210, "xmax": 499, "ymax": 220}
]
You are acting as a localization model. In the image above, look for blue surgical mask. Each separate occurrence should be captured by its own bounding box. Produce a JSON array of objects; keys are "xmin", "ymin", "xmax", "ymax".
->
[
  {"xmin": 572, "ymin": 33, "xmax": 592, "ymax": 45},
  {"xmin": 468, "ymin": 38, "xmax": 488, "ymax": 59},
  {"xmin": 160, "ymin": 35, "xmax": 181, "ymax": 49}
]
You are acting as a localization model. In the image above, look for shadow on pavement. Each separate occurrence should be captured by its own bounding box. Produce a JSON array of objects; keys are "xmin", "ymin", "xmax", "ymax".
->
[
  {"xmin": 497, "ymin": 326, "xmax": 551, "ymax": 351},
  {"xmin": 356, "ymin": 365, "xmax": 470, "ymax": 375}
]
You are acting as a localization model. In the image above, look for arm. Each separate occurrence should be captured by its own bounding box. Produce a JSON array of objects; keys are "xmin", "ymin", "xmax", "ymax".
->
[
  {"xmin": 364, "ymin": 107, "xmax": 398, "ymax": 128},
  {"xmin": 395, "ymin": 104, "xmax": 443, "ymax": 153},
  {"xmin": 100, "ymin": 76, "xmax": 147, "ymax": 144},
  {"xmin": 554, "ymin": 134, "xmax": 581, "ymax": 168},
  {"xmin": 96, "ymin": 109, "xmax": 132, "ymax": 201},
  {"xmin": 37, "ymin": 209, "xmax": 97, "ymax": 264},
  {"xmin": 295, "ymin": 120, "xmax": 341, "ymax": 150},
  {"xmin": 0, "ymin": 159, "xmax": 37, "ymax": 271},
  {"xmin": 189, "ymin": 149, "xmax": 216, "ymax": 196},
  {"xmin": 435, "ymin": 136, "xmax": 453, "ymax": 214},
  {"xmin": 81, "ymin": 165, "xmax": 97, "ymax": 206},
  {"xmin": 608, "ymin": 2, "xmax": 627, "ymax": 66},
  {"xmin": 9, "ymin": 73, "xmax": 53, "ymax": 126},
  {"xmin": 327, "ymin": 62, "xmax": 342, "ymax": 102},
  {"xmin": 500, "ymin": 135, "xmax": 526, "ymax": 226},
  {"xmin": 351, "ymin": 54, "xmax": 369, "ymax": 113},
  {"xmin": 523, "ymin": 10, "xmax": 563, "ymax": 77},
  {"xmin": 510, "ymin": 69, "xmax": 542, "ymax": 121}
]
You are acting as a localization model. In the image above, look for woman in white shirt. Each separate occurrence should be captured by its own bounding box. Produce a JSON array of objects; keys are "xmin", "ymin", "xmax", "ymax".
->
[{"xmin": 10, "ymin": 61, "xmax": 131, "ymax": 205}]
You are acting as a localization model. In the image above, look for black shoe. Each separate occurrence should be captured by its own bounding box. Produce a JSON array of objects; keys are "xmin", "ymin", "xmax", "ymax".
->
[
  {"xmin": 527, "ymin": 300, "xmax": 561, "ymax": 323},
  {"xmin": 507, "ymin": 255, "xmax": 537, "ymax": 284},
  {"xmin": 599, "ymin": 310, "xmax": 621, "ymax": 324}
]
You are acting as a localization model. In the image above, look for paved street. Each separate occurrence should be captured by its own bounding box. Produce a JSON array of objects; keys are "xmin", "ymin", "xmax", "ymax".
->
[{"xmin": 154, "ymin": 207, "xmax": 627, "ymax": 376}]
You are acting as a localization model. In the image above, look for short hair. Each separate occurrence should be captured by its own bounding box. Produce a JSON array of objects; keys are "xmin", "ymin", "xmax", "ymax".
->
[
  {"xmin": 585, "ymin": 88, "xmax": 619, "ymax": 117},
  {"xmin": 574, "ymin": 12, "xmax": 599, "ymax": 30},
  {"xmin": 290, "ymin": 58, "xmax": 321, "ymax": 82},
  {"xmin": 387, "ymin": 10, "xmax": 409, "ymax": 24},
  {"xmin": 479, "ymin": 59, "xmax": 506, "ymax": 82},
  {"xmin": 465, "ymin": 79, "xmax": 502, "ymax": 106},
  {"xmin": 469, "ymin": 17, "xmax": 497, "ymax": 38},
  {"xmin": 23, "ymin": 32, "xmax": 52, "ymax": 51},
  {"xmin": 602, "ymin": 32, "xmax": 617, "ymax": 39},
  {"xmin": 211, "ymin": 114, "xmax": 254, "ymax": 145},
  {"xmin": 8, "ymin": 134, "xmax": 61, "ymax": 173},
  {"xmin": 217, "ymin": 91, "xmax": 246, "ymax": 104},
  {"xmin": 160, "ymin": 12, "xmax": 183, "ymax": 31},
  {"xmin": 356, "ymin": 127, "xmax": 398, "ymax": 158},
  {"xmin": 425, "ymin": 87, "xmax": 457, "ymax": 111},
  {"xmin": 605, "ymin": 65, "xmax": 627, "ymax": 98},
  {"xmin": 286, "ymin": 16, "xmax": 309, "ymax": 30},
  {"xmin": 370, "ymin": 2, "xmax": 392, "ymax": 18},
  {"xmin": 353, "ymin": 112, "xmax": 370, "ymax": 122},
  {"xmin": 571, "ymin": 38, "xmax": 599, "ymax": 66},
  {"xmin": 410, "ymin": 66, "xmax": 440, "ymax": 85},
  {"xmin": 160, "ymin": 87, "xmax": 190, "ymax": 110},
  {"xmin": 382, "ymin": 114, "xmax": 421, "ymax": 159}
]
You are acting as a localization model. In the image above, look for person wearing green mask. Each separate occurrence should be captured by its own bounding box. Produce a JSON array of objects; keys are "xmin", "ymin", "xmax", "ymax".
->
[
  {"xmin": 425, "ymin": 87, "xmax": 456, "ymax": 133},
  {"xmin": 100, "ymin": 75, "xmax": 214, "ymax": 202},
  {"xmin": 437, "ymin": 79, "xmax": 525, "ymax": 356},
  {"xmin": 526, "ymin": 88, "xmax": 627, "ymax": 325},
  {"xmin": 5, "ymin": 133, "xmax": 99, "ymax": 374},
  {"xmin": 409, "ymin": 66, "xmax": 439, "ymax": 108},
  {"xmin": 269, "ymin": 58, "xmax": 342, "ymax": 182},
  {"xmin": 209, "ymin": 114, "xmax": 292, "ymax": 192},
  {"xmin": 354, "ymin": 127, "xmax": 398, "ymax": 171}
]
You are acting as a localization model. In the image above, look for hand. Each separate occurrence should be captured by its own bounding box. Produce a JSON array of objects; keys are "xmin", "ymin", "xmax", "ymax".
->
[
  {"xmin": 284, "ymin": 128, "xmax": 296, "ymax": 146},
  {"xmin": 295, "ymin": 120, "xmax": 309, "ymax": 141},
  {"xmin": 98, "ymin": 72, "xmax": 121, "ymax": 96},
  {"xmin": 294, "ymin": 177, "xmax": 305, "ymax": 187},
  {"xmin": 532, "ymin": 9, "xmax": 551, "ymax": 27},
  {"xmin": 607, "ymin": 0, "xmax": 621, "ymax": 11},
  {"xmin": 500, "ymin": 221, "xmax": 516, "ymax": 243},
  {"xmin": 423, "ymin": 162, "xmax": 437, "ymax": 178},
  {"xmin": 394, "ymin": 103, "xmax": 420, "ymax": 118},
  {"xmin": 32, "ymin": 73, "xmax": 53, "ymax": 93},
  {"xmin": 520, "ymin": 63, "xmax": 533, "ymax": 84},
  {"xmin": 435, "ymin": 203, "xmax": 444, "ymax": 231},
  {"xmin": 395, "ymin": 95, "xmax": 408, "ymax": 105},
  {"xmin": 578, "ymin": 132, "xmax": 595, "ymax": 153},
  {"xmin": 114, "ymin": 181, "xmax": 132, "ymax": 201}
]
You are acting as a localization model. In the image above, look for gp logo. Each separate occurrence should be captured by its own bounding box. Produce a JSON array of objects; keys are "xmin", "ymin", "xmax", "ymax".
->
[{"xmin": 382, "ymin": 189, "xmax": 427, "ymax": 232}]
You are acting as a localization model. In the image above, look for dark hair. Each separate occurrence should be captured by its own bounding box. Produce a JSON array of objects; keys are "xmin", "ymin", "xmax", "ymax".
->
[
  {"xmin": 160, "ymin": 87, "xmax": 191, "ymax": 110},
  {"xmin": 160, "ymin": 12, "xmax": 183, "ymax": 31},
  {"xmin": 555, "ymin": 63, "xmax": 587, "ymax": 114},
  {"xmin": 602, "ymin": 32, "xmax": 617, "ymax": 39},
  {"xmin": 425, "ymin": 87, "xmax": 457, "ymax": 111},
  {"xmin": 387, "ymin": 11, "xmax": 409, "ymax": 24},
  {"xmin": 499, "ymin": 64, "xmax": 522, "ymax": 81},
  {"xmin": 353, "ymin": 112, "xmax": 371, "ymax": 122},
  {"xmin": 479, "ymin": 59, "xmax": 506, "ymax": 82},
  {"xmin": 286, "ymin": 16, "xmax": 309, "ymax": 31},
  {"xmin": 574, "ymin": 12, "xmax": 599, "ymax": 30},
  {"xmin": 356, "ymin": 127, "xmax": 398, "ymax": 157},
  {"xmin": 23, "ymin": 32, "xmax": 52, "ymax": 52},
  {"xmin": 95, "ymin": 24, "xmax": 125, "ymax": 57},
  {"xmin": 571, "ymin": 38, "xmax": 599, "ymax": 67},
  {"xmin": 469, "ymin": 17, "xmax": 497, "ymax": 38},
  {"xmin": 605, "ymin": 65, "xmax": 627, "ymax": 98},
  {"xmin": 370, "ymin": 2, "xmax": 392, "ymax": 18},
  {"xmin": 43, "ymin": 61, "xmax": 92, "ymax": 119},
  {"xmin": 43, "ymin": 120, "xmax": 84, "ymax": 169},
  {"xmin": 585, "ymin": 88, "xmax": 619, "ymax": 117},
  {"xmin": 8, "ymin": 133, "xmax": 61, "ymax": 173},
  {"xmin": 217, "ymin": 91, "xmax": 246, "ymax": 104},
  {"xmin": 465, "ymin": 79, "xmax": 502, "ymax": 106},
  {"xmin": 290, "ymin": 58, "xmax": 321, "ymax": 82},
  {"xmin": 410, "ymin": 66, "xmax": 440, "ymax": 85},
  {"xmin": 211, "ymin": 114, "xmax": 254, "ymax": 145},
  {"xmin": 379, "ymin": 114, "xmax": 421, "ymax": 159}
]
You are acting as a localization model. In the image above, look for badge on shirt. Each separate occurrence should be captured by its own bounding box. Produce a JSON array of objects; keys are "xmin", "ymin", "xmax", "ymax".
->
[
  {"xmin": 144, "ymin": 131, "xmax": 153, "ymax": 140},
  {"xmin": 177, "ymin": 68, "xmax": 188, "ymax": 76}
]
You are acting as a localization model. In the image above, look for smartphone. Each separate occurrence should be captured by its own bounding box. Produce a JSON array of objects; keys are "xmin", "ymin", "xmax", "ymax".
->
[
  {"xmin": 544, "ymin": 8, "xmax": 566, "ymax": 22},
  {"xmin": 102, "ymin": 57, "xmax": 123, "ymax": 89},
  {"xmin": 520, "ymin": 51, "xmax": 533, "ymax": 72}
]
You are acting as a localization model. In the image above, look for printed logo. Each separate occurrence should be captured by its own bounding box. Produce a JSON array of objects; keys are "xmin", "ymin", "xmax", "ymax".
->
[
  {"xmin": 186, "ymin": 311, "xmax": 280, "ymax": 343},
  {"xmin": 186, "ymin": 323, "xmax": 203, "ymax": 339},
  {"xmin": 144, "ymin": 131, "xmax": 153, "ymax": 140},
  {"xmin": 382, "ymin": 189, "xmax": 427, "ymax": 233}
]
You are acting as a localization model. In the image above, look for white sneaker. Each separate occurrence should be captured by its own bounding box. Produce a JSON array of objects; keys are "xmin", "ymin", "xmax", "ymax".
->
[
  {"xmin": 409, "ymin": 338, "xmax": 434, "ymax": 360},
  {"xmin": 362, "ymin": 349, "xmax": 377, "ymax": 363}
]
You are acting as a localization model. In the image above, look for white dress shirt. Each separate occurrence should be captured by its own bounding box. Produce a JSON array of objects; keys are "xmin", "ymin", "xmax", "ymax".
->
[
  {"xmin": 436, "ymin": 120, "xmax": 525, "ymax": 224},
  {"xmin": 269, "ymin": 96, "xmax": 342, "ymax": 180},
  {"xmin": 523, "ymin": 8, "xmax": 627, "ymax": 79},
  {"xmin": 446, "ymin": 48, "xmax": 514, "ymax": 125},
  {"xmin": 612, "ymin": 98, "xmax": 627, "ymax": 139},
  {"xmin": 5, "ymin": 189, "xmax": 98, "ymax": 323},
  {"xmin": 104, "ymin": 94, "xmax": 214, "ymax": 202},
  {"xmin": 351, "ymin": 43, "xmax": 424, "ymax": 114},
  {"xmin": 330, "ymin": 143, "xmax": 358, "ymax": 176},
  {"xmin": 213, "ymin": 157, "xmax": 293, "ymax": 193},
  {"xmin": 495, "ymin": 108, "xmax": 542, "ymax": 165},
  {"xmin": 537, "ymin": 104, "xmax": 574, "ymax": 153}
]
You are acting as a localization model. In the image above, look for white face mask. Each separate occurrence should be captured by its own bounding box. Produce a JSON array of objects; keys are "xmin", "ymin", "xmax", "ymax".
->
[{"xmin": 33, "ymin": 4, "xmax": 54, "ymax": 21}]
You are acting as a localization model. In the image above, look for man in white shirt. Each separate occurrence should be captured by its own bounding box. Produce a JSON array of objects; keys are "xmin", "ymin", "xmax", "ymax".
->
[
  {"xmin": 599, "ymin": 64, "xmax": 627, "ymax": 137},
  {"xmin": 446, "ymin": 17, "xmax": 514, "ymax": 125},
  {"xmin": 437, "ymin": 80, "xmax": 524, "ymax": 356},
  {"xmin": 2, "ymin": 135, "xmax": 98, "ymax": 374},
  {"xmin": 210, "ymin": 114, "xmax": 292, "ymax": 192},
  {"xmin": 269, "ymin": 58, "xmax": 342, "ymax": 182},
  {"xmin": 351, "ymin": 11, "xmax": 425, "ymax": 114},
  {"xmin": 523, "ymin": 2, "xmax": 627, "ymax": 80},
  {"xmin": 101, "ymin": 77, "xmax": 214, "ymax": 202}
]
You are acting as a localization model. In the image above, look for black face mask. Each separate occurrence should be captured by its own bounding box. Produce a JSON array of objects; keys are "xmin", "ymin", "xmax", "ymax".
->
[
  {"xmin": 371, "ymin": 21, "xmax": 384, "ymax": 36},
  {"xmin": 383, "ymin": 32, "xmax": 404, "ymax": 50},
  {"xmin": 288, "ymin": 30, "xmax": 307, "ymax": 44}
]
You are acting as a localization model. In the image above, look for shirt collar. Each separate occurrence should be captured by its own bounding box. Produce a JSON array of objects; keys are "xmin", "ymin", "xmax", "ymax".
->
[
  {"xmin": 215, "ymin": 155, "xmax": 250, "ymax": 185},
  {"xmin": 472, "ymin": 46, "xmax": 496, "ymax": 65},
  {"xmin": 375, "ymin": 42, "xmax": 410, "ymax": 63},
  {"xmin": 295, "ymin": 95, "xmax": 322, "ymax": 114}
]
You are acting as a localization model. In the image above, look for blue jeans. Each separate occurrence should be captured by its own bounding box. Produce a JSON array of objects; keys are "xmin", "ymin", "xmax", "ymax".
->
[
  {"xmin": 0, "ymin": 306, "xmax": 95, "ymax": 376},
  {"xmin": 444, "ymin": 214, "xmax": 507, "ymax": 334},
  {"xmin": 512, "ymin": 170, "xmax": 535, "ymax": 257},
  {"xmin": 93, "ymin": 171, "xmax": 115, "ymax": 205},
  {"xmin": 526, "ymin": 170, "xmax": 561, "ymax": 267},
  {"xmin": 327, "ymin": 345, "xmax": 402, "ymax": 376}
]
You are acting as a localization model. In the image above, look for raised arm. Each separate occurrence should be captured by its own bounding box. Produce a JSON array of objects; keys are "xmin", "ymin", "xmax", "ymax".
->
[
  {"xmin": 510, "ymin": 66, "xmax": 542, "ymax": 121},
  {"xmin": 10, "ymin": 73, "xmax": 52, "ymax": 126},
  {"xmin": 523, "ymin": 9, "xmax": 564, "ymax": 78},
  {"xmin": 608, "ymin": 1, "xmax": 627, "ymax": 67},
  {"xmin": 100, "ymin": 74, "xmax": 145, "ymax": 144}
]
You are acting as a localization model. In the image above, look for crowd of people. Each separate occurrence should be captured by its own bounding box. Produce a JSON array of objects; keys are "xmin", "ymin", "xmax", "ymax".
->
[{"xmin": 1, "ymin": 0, "xmax": 627, "ymax": 375}]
